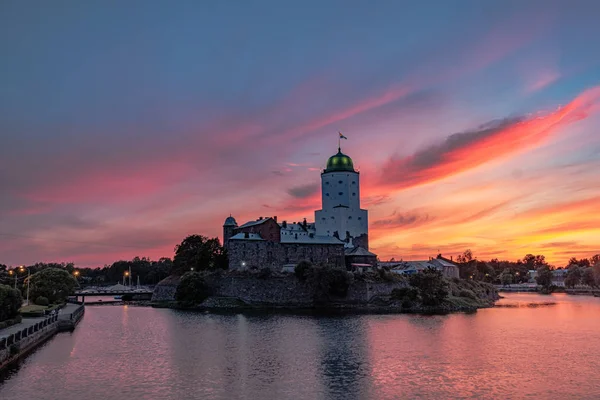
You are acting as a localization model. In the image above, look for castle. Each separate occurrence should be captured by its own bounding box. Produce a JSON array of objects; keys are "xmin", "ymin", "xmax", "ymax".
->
[{"xmin": 223, "ymin": 144, "xmax": 376, "ymax": 270}]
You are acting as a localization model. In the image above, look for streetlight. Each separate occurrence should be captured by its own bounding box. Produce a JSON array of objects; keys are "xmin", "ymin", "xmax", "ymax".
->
[
  {"xmin": 19, "ymin": 265, "xmax": 30, "ymax": 306},
  {"xmin": 8, "ymin": 269, "xmax": 16, "ymax": 289},
  {"xmin": 123, "ymin": 271, "xmax": 129, "ymax": 286}
]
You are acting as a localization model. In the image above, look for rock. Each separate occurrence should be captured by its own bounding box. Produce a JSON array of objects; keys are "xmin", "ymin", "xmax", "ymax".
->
[{"xmin": 151, "ymin": 275, "xmax": 181, "ymax": 302}]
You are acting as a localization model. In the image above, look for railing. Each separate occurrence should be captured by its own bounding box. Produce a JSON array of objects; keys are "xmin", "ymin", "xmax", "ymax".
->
[{"xmin": 0, "ymin": 314, "xmax": 58, "ymax": 350}]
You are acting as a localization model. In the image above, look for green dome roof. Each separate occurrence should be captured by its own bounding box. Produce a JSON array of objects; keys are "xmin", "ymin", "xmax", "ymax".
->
[{"xmin": 325, "ymin": 149, "xmax": 355, "ymax": 173}]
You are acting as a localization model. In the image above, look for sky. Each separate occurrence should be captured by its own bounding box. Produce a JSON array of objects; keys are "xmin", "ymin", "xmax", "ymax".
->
[{"xmin": 1, "ymin": 0, "xmax": 599, "ymax": 268}]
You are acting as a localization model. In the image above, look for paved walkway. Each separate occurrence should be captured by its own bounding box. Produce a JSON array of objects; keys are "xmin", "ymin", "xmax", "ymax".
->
[
  {"xmin": 0, "ymin": 316, "xmax": 47, "ymax": 339},
  {"xmin": 0, "ymin": 303, "xmax": 81, "ymax": 339},
  {"xmin": 58, "ymin": 304, "xmax": 81, "ymax": 321}
]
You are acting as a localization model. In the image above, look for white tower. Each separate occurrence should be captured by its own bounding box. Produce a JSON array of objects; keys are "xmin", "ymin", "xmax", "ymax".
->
[{"xmin": 315, "ymin": 146, "xmax": 369, "ymax": 249}]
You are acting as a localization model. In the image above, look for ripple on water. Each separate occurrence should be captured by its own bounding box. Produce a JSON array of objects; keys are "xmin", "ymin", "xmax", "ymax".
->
[{"xmin": 1, "ymin": 294, "xmax": 600, "ymax": 400}]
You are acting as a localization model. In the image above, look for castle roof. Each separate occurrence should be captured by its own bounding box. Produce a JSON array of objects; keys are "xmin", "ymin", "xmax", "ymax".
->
[
  {"xmin": 324, "ymin": 149, "xmax": 355, "ymax": 173},
  {"xmin": 229, "ymin": 232, "xmax": 265, "ymax": 241},
  {"xmin": 223, "ymin": 215, "xmax": 238, "ymax": 227},
  {"xmin": 345, "ymin": 246, "xmax": 377, "ymax": 257},
  {"xmin": 238, "ymin": 217, "xmax": 273, "ymax": 229}
]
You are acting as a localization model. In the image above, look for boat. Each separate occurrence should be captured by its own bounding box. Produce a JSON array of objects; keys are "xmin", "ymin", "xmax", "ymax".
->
[{"xmin": 114, "ymin": 295, "xmax": 122, "ymax": 300}]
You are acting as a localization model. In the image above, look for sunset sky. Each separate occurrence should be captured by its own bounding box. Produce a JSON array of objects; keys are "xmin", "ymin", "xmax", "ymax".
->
[{"xmin": 1, "ymin": 1, "xmax": 599, "ymax": 267}]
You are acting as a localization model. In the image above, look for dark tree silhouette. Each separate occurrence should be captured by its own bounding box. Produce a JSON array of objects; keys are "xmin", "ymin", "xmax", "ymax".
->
[{"xmin": 173, "ymin": 235, "xmax": 228, "ymax": 275}]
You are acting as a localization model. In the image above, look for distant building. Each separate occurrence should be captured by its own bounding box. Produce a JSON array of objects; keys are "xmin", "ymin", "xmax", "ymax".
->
[
  {"xmin": 379, "ymin": 255, "xmax": 459, "ymax": 279},
  {"xmin": 223, "ymin": 144, "xmax": 374, "ymax": 271}
]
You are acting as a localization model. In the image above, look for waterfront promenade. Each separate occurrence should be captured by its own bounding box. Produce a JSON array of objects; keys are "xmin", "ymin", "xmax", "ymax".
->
[{"xmin": 0, "ymin": 303, "xmax": 84, "ymax": 371}]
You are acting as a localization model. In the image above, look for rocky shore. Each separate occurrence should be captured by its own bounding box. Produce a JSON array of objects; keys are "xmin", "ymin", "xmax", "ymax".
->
[{"xmin": 151, "ymin": 270, "xmax": 499, "ymax": 315}]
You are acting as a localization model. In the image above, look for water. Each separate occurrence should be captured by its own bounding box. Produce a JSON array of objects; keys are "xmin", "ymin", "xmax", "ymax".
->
[{"xmin": 1, "ymin": 293, "xmax": 600, "ymax": 399}]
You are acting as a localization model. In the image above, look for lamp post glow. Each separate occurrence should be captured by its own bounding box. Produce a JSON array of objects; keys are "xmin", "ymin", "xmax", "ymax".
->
[
  {"xmin": 19, "ymin": 265, "xmax": 30, "ymax": 306},
  {"xmin": 8, "ymin": 269, "xmax": 16, "ymax": 289}
]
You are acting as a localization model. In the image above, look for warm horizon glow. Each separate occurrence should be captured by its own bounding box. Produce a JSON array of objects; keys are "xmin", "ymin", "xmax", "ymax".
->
[{"xmin": 0, "ymin": 1, "xmax": 599, "ymax": 267}]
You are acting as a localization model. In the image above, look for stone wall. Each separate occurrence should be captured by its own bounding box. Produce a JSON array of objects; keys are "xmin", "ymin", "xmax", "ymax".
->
[
  {"xmin": 153, "ymin": 274, "xmax": 407, "ymax": 306},
  {"xmin": 227, "ymin": 240, "xmax": 345, "ymax": 270},
  {"xmin": 150, "ymin": 275, "xmax": 181, "ymax": 302},
  {"xmin": 0, "ymin": 315, "xmax": 59, "ymax": 370}
]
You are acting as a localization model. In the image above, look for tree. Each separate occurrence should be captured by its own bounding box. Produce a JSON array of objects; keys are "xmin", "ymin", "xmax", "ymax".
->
[
  {"xmin": 564, "ymin": 267, "xmax": 582, "ymax": 288},
  {"xmin": 456, "ymin": 250, "xmax": 477, "ymax": 279},
  {"xmin": 568, "ymin": 257, "xmax": 590, "ymax": 268},
  {"xmin": 591, "ymin": 254, "xmax": 600, "ymax": 266},
  {"xmin": 0, "ymin": 284, "xmax": 22, "ymax": 322},
  {"xmin": 582, "ymin": 268, "xmax": 596, "ymax": 287},
  {"xmin": 456, "ymin": 250, "xmax": 473, "ymax": 264},
  {"xmin": 28, "ymin": 268, "xmax": 78, "ymax": 304},
  {"xmin": 173, "ymin": 235, "xmax": 228, "ymax": 275},
  {"xmin": 409, "ymin": 267, "xmax": 449, "ymax": 306},
  {"xmin": 499, "ymin": 269, "xmax": 513, "ymax": 286},
  {"xmin": 535, "ymin": 266, "xmax": 553, "ymax": 289},
  {"xmin": 523, "ymin": 254, "xmax": 547, "ymax": 270},
  {"xmin": 175, "ymin": 271, "xmax": 211, "ymax": 305}
]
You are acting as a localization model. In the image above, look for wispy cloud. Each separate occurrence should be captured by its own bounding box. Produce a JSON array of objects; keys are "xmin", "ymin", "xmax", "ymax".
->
[{"xmin": 379, "ymin": 86, "xmax": 600, "ymax": 191}]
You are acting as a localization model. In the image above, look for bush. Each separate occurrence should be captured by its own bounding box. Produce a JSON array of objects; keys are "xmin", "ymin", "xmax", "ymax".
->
[
  {"xmin": 0, "ymin": 284, "xmax": 23, "ymax": 322},
  {"xmin": 175, "ymin": 271, "xmax": 211, "ymax": 305},
  {"xmin": 0, "ymin": 315, "xmax": 22, "ymax": 329},
  {"xmin": 458, "ymin": 289, "xmax": 477, "ymax": 300},
  {"xmin": 409, "ymin": 267, "xmax": 449, "ymax": 306},
  {"xmin": 295, "ymin": 261, "xmax": 313, "ymax": 281},
  {"xmin": 257, "ymin": 267, "xmax": 272, "ymax": 279},
  {"xmin": 391, "ymin": 287, "xmax": 419, "ymax": 301},
  {"xmin": 10, "ymin": 344, "xmax": 20, "ymax": 356},
  {"xmin": 297, "ymin": 263, "xmax": 354, "ymax": 301},
  {"xmin": 35, "ymin": 296, "xmax": 49, "ymax": 306}
]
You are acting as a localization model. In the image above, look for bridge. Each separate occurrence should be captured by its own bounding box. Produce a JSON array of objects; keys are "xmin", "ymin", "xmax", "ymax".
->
[{"xmin": 73, "ymin": 289, "xmax": 154, "ymax": 303}]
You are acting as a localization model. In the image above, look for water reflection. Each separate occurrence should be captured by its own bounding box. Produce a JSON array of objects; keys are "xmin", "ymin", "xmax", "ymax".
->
[
  {"xmin": 1, "ymin": 295, "xmax": 600, "ymax": 400},
  {"xmin": 316, "ymin": 317, "xmax": 370, "ymax": 400}
]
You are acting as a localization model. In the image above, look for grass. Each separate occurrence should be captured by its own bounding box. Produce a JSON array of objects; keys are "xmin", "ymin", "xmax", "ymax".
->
[
  {"xmin": 19, "ymin": 303, "xmax": 64, "ymax": 314},
  {"xmin": 19, "ymin": 304, "xmax": 48, "ymax": 313}
]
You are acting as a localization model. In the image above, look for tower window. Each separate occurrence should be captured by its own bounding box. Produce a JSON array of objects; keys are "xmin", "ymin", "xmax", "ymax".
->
[
  {"xmin": 348, "ymin": 216, "xmax": 352, "ymax": 219},
  {"xmin": 322, "ymin": 217, "xmax": 325, "ymax": 220},
  {"xmin": 331, "ymin": 216, "xmax": 335, "ymax": 219},
  {"xmin": 325, "ymin": 181, "xmax": 329, "ymax": 185},
  {"xmin": 338, "ymin": 192, "xmax": 343, "ymax": 196},
  {"xmin": 358, "ymin": 217, "xmax": 362, "ymax": 220},
  {"xmin": 352, "ymin": 181, "xmax": 356, "ymax": 184},
  {"xmin": 325, "ymin": 193, "xmax": 329, "ymax": 196},
  {"xmin": 352, "ymin": 192, "xmax": 356, "ymax": 196},
  {"xmin": 338, "ymin": 180, "xmax": 342, "ymax": 184}
]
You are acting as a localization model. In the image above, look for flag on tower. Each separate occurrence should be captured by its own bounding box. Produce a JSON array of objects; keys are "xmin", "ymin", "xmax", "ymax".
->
[{"xmin": 339, "ymin": 132, "xmax": 347, "ymax": 140}]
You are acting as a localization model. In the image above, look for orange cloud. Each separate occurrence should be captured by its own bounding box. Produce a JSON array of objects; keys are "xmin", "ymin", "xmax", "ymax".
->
[{"xmin": 379, "ymin": 86, "xmax": 600, "ymax": 191}]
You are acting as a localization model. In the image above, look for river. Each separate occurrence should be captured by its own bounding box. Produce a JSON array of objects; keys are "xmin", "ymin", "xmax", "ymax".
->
[{"xmin": 1, "ymin": 293, "xmax": 599, "ymax": 399}]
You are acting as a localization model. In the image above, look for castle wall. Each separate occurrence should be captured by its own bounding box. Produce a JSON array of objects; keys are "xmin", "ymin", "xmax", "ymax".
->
[{"xmin": 227, "ymin": 240, "xmax": 345, "ymax": 270}]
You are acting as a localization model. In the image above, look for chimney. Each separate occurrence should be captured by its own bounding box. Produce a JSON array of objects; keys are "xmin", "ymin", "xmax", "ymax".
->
[
  {"xmin": 258, "ymin": 216, "xmax": 263, "ymax": 220},
  {"xmin": 282, "ymin": 221, "xmax": 287, "ymax": 228},
  {"xmin": 274, "ymin": 216, "xmax": 277, "ymax": 223},
  {"xmin": 451, "ymin": 256, "xmax": 453, "ymax": 261}
]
